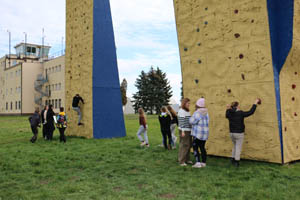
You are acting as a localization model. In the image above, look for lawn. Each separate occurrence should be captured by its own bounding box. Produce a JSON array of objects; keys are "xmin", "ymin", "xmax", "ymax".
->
[{"xmin": 0, "ymin": 115, "xmax": 300, "ymax": 200}]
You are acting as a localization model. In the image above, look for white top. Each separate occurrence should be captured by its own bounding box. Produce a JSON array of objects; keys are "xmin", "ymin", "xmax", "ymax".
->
[{"xmin": 178, "ymin": 108, "xmax": 191, "ymax": 131}]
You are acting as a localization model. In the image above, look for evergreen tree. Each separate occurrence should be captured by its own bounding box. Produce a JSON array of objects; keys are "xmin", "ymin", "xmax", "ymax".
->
[
  {"xmin": 120, "ymin": 79, "xmax": 128, "ymax": 106},
  {"xmin": 133, "ymin": 67, "xmax": 172, "ymax": 114}
]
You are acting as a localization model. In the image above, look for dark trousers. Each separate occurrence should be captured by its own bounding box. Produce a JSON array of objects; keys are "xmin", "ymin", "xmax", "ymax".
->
[
  {"xmin": 47, "ymin": 128, "xmax": 54, "ymax": 140},
  {"xmin": 192, "ymin": 138, "xmax": 207, "ymax": 163},
  {"xmin": 30, "ymin": 126, "xmax": 38, "ymax": 143},
  {"xmin": 59, "ymin": 128, "xmax": 66, "ymax": 143},
  {"xmin": 161, "ymin": 130, "xmax": 172, "ymax": 149},
  {"xmin": 42, "ymin": 125, "xmax": 47, "ymax": 139}
]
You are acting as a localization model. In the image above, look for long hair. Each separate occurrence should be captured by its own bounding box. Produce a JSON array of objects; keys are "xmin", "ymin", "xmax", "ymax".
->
[
  {"xmin": 138, "ymin": 108, "xmax": 146, "ymax": 119},
  {"xmin": 167, "ymin": 105, "xmax": 177, "ymax": 117},
  {"xmin": 181, "ymin": 98, "xmax": 190, "ymax": 112}
]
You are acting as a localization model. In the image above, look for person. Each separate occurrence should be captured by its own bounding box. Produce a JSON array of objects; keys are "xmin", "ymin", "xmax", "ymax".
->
[
  {"xmin": 167, "ymin": 105, "xmax": 178, "ymax": 149},
  {"xmin": 45, "ymin": 104, "xmax": 56, "ymax": 141},
  {"xmin": 158, "ymin": 107, "xmax": 172, "ymax": 150},
  {"xmin": 41, "ymin": 105, "xmax": 48, "ymax": 140},
  {"xmin": 28, "ymin": 107, "xmax": 41, "ymax": 143},
  {"xmin": 226, "ymin": 99, "xmax": 260, "ymax": 167},
  {"xmin": 190, "ymin": 98, "xmax": 209, "ymax": 168},
  {"xmin": 137, "ymin": 108, "xmax": 149, "ymax": 147},
  {"xmin": 57, "ymin": 107, "xmax": 67, "ymax": 143},
  {"xmin": 178, "ymin": 98, "xmax": 192, "ymax": 166},
  {"xmin": 72, "ymin": 94, "xmax": 84, "ymax": 126}
]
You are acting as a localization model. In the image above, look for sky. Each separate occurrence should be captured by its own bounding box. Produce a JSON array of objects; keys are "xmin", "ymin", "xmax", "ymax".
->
[{"xmin": 0, "ymin": 0, "xmax": 182, "ymax": 103}]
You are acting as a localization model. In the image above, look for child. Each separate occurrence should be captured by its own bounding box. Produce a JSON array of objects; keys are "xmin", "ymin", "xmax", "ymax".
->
[
  {"xmin": 56, "ymin": 107, "xmax": 67, "ymax": 143},
  {"xmin": 178, "ymin": 98, "xmax": 192, "ymax": 166},
  {"xmin": 190, "ymin": 98, "xmax": 209, "ymax": 168},
  {"xmin": 28, "ymin": 107, "xmax": 41, "ymax": 143},
  {"xmin": 167, "ymin": 105, "xmax": 178, "ymax": 149},
  {"xmin": 137, "ymin": 108, "xmax": 149, "ymax": 147},
  {"xmin": 158, "ymin": 107, "xmax": 172, "ymax": 150}
]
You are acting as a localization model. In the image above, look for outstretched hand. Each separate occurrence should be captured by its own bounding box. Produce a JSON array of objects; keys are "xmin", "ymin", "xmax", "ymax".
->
[{"xmin": 254, "ymin": 98, "xmax": 261, "ymax": 105}]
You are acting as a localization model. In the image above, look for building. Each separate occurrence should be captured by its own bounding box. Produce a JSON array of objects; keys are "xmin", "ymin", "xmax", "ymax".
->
[{"xmin": 0, "ymin": 42, "xmax": 65, "ymax": 115}]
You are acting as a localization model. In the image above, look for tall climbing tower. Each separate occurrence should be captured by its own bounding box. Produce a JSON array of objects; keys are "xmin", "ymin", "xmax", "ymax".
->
[
  {"xmin": 65, "ymin": 0, "xmax": 126, "ymax": 139},
  {"xmin": 174, "ymin": 0, "xmax": 300, "ymax": 163}
]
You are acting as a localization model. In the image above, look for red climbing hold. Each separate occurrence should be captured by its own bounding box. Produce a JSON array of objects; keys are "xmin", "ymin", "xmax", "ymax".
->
[
  {"xmin": 239, "ymin": 54, "xmax": 244, "ymax": 59},
  {"xmin": 292, "ymin": 84, "xmax": 296, "ymax": 89},
  {"xmin": 227, "ymin": 89, "xmax": 231, "ymax": 93},
  {"xmin": 234, "ymin": 33, "xmax": 240, "ymax": 38},
  {"xmin": 292, "ymin": 97, "xmax": 295, "ymax": 101},
  {"xmin": 234, "ymin": 9, "xmax": 239, "ymax": 14},
  {"xmin": 257, "ymin": 98, "xmax": 262, "ymax": 105},
  {"xmin": 294, "ymin": 112, "xmax": 298, "ymax": 117}
]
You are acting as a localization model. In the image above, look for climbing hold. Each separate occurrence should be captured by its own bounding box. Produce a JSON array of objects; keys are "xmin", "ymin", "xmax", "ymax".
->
[
  {"xmin": 294, "ymin": 112, "xmax": 298, "ymax": 117},
  {"xmin": 257, "ymin": 98, "xmax": 262, "ymax": 105},
  {"xmin": 195, "ymin": 79, "xmax": 199, "ymax": 84},
  {"xmin": 239, "ymin": 54, "xmax": 244, "ymax": 59},
  {"xmin": 284, "ymin": 127, "xmax": 287, "ymax": 132},
  {"xmin": 204, "ymin": 21, "xmax": 208, "ymax": 25},
  {"xmin": 292, "ymin": 84, "xmax": 296, "ymax": 89},
  {"xmin": 205, "ymin": 7, "xmax": 208, "ymax": 11},
  {"xmin": 234, "ymin": 9, "xmax": 239, "ymax": 14},
  {"xmin": 292, "ymin": 97, "xmax": 295, "ymax": 101},
  {"xmin": 228, "ymin": 57, "xmax": 232, "ymax": 59},
  {"xmin": 241, "ymin": 74, "xmax": 245, "ymax": 80},
  {"xmin": 227, "ymin": 89, "xmax": 231, "ymax": 93},
  {"xmin": 295, "ymin": 72, "xmax": 298, "ymax": 75},
  {"xmin": 198, "ymin": 59, "xmax": 202, "ymax": 64},
  {"xmin": 234, "ymin": 33, "xmax": 240, "ymax": 38},
  {"xmin": 196, "ymin": 28, "xmax": 200, "ymax": 32},
  {"xmin": 184, "ymin": 48, "xmax": 188, "ymax": 52},
  {"xmin": 198, "ymin": 43, "xmax": 201, "ymax": 46},
  {"xmin": 251, "ymin": 19, "xmax": 255, "ymax": 23}
]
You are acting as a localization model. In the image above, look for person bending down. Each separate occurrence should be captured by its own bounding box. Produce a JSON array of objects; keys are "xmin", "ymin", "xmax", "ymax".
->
[
  {"xmin": 226, "ymin": 98, "xmax": 260, "ymax": 167},
  {"xmin": 28, "ymin": 107, "xmax": 41, "ymax": 143},
  {"xmin": 72, "ymin": 94, "xmax": 84, "ymax": 126}
]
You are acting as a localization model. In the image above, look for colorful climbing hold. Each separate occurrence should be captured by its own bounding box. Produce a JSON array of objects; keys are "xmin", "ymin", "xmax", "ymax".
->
[
  {"xmin": 198, "ymin": 60, "xmax": 202, "ymax": 64},
  {"xmin": 294, "ymin": 112, "xmax": 298, "ymax": 117},
  {"xmin": 204, "ymin": 21, "xmax": 208, "ymax": 25}
]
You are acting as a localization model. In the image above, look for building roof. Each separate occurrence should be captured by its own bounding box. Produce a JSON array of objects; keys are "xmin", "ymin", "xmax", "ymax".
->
[{"xmin": 14, "ymin": 43, "xmax": 51, "ymax": 49}]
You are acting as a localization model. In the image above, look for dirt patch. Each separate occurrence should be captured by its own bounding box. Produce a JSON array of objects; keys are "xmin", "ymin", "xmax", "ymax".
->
[{"xmin": 159, "ymin": 194, "xmax": 176, "ymax": 199}]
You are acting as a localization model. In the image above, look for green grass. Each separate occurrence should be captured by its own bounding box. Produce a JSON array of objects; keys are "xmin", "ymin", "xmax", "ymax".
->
[{"xmin": 0, "ymin": 115, "xmax": 300, "ymax": 200}]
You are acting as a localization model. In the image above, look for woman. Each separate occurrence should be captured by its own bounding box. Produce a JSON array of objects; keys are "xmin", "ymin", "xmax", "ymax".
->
[
  {"xmin": 178, "ymin": 98, "xmax": 192, "ymax": 166},
  {"xmin": 46, "ymin": 104, "xmax": 56, "ymax": 141},
  {"xmin": 226, "ymin": 99, "xmax": 260, "ymax": 167},
  {"xmin": 136, "ymin": 108, "xmax": 149, "ymax": 147},
  {"xmin": 158, "ymin": 106, "xmax": 172, "ymax": 150},
  {"xmin": 167, "ymin": 105, "xmax": 178, "ymax": 149}
]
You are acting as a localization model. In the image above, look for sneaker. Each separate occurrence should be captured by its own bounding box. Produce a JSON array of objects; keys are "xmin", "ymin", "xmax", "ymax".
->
[
  {"xmin": 158, "ymin": 144, "xmax": 164, "ymax": 147},
  {"xmin": 145, "ymin": 144, "xmax": 150, "ymax": 148},
  {"xmin": 200, "ymin": 163, "xmax": 206, "ymax": 167},
  {"xmin": 192, "ymin": 162, "xmax": 202, "ymax": 168},
  {"xmin": 172, "ymin": 145, "xmax": 176, "ymax": 149},
  {"xmin": 78, "ymin": 123, "xmax": 84, "ymax": 126},
  {"xmin": 180, "ymin": 163, "xmax": 187, "ymax": 166},
  {"xmin": 140, "ymin": 142, "xmax": 146, "ymax": 147},
  {"xmin": 187, "ymin": 161, "xmax": 193, "ymax": 165}
]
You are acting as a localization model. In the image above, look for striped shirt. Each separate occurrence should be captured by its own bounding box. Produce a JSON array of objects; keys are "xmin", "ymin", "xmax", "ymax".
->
[
  {"xmin": 190, "ymin": 108, "xmax": 209, "ymax": 140},
  {"xmin": 178, "ymin": 108, "xmax": 191, "ymax": 131}
]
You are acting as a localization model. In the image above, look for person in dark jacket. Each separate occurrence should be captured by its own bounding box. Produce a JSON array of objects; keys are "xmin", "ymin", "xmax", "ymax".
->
[
  {"xmin": 41, "ymin": 105, "xmax": 48, "ymax": 139},
  {"xmin": 72, "ymin": 94, "xmax": 84, "ymax": 126},
  {"xmin": 226, "ymin": 99, "xmax": 260, "ymax": 167},
  {"xmin": 167, "ymin": 105, "xmax": 178, "ymax": 148},
  {"xmin": 159, "ymin": 106, "xmax": 172, "ymax": 150},
  {"xmin": 46, "ymin": 104, "xmax": 56, "ymax": 141},
  {"xmin": 29, "ymin": 107, "xmax": 41, "ymax": 143}
]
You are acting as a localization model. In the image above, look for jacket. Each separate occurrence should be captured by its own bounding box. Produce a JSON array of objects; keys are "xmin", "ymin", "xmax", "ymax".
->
[
  {"xmin": 170, "ymin": 114, "xmax": 178, "ymax": 125},
  {"xmin": 72, "ymin": 96, "xmax": 84, "ymax": 107},
  {"xmin": 46, "ymin": 108, "xmax": 56, "ymax": 131},
  {"xmin": 29, "ymin": 112, "xmax": 41, "ymax": 127},
  {"xmin": 57, "ymin": 112, "xmax": 67, "ymax": 128},
  {"xmin": 158, "ymin": 113, "xmax": 171, "ymax": 132},
  {"xmin": 190, "ymin": 108, "xmax": 209, "ymax": 140},
  {"xmin": 226, "ymin": 104, "xmax": 257, "ymax": 133},
  {"xmin": 139, "ymin": 116, "xmax": 147, "ymax": 128}
]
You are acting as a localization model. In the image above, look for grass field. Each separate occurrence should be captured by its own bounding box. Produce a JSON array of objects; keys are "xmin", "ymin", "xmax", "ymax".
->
[{"xmin": 0, "ymin": 115, "xmax": 300, "ymax": 200}]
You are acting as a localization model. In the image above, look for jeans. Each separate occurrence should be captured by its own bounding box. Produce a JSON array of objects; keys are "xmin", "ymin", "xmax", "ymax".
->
[
  {"xmin": 230, "ymin": 133, "xmax": 244, "ymax": 161},
  {"xmin": 161, "ymin": 130, "xmax": 172, "ymax": 149},
  {"xmin": 192, "ymin": 138, "xmax": 207, "ymax": 163},
  {"xmin": 72, "ymin": 107, "xmax": 82, "ymax": 124},
  {"xmin": 137, "ymin": 125, "xmax": 149, "ymax": 144}
]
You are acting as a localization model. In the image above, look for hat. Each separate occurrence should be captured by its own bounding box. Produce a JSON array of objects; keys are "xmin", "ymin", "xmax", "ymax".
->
[{"xmin": 196, "ymin": 98, "xmax": 205, "ymax": 108}]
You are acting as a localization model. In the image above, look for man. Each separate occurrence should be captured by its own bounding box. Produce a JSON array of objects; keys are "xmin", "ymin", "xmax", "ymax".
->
[
  {"xmin": 29, "ymin": 107, "xmax": 41, "ymax": 143},
  {"xmin": 41, "ymin": 105, "xmax": 48, "ymax": 139},
  {"xmin": 72, "ymin": 94, "xmax": 84, "ymax": 126}
]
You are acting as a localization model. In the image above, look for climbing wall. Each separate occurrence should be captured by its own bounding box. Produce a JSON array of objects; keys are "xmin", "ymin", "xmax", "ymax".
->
[
  {"xmin": 174, "ymin": 0, "xmax": 283, "ymax": 163},
  {"xmin": 66, "ymin": 0, "xmax": 126, "ymax": 139},
  {"xmin": 280, "ymin": 0, "xmax": 300, "ymax": 163}
]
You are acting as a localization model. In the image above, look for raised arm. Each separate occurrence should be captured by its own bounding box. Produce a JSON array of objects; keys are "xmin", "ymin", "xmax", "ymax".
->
[{"xmin": 242, "ymin": 104, "xmax": 257, "ymax": 118}]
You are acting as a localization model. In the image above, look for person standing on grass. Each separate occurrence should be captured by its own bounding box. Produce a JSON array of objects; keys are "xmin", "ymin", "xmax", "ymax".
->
[
  {"xmin": 178, "ymin": 98, "xmax": 192, "ymax": 166},
  {"xmin": 41, "ymin": 105, "xmax": 48, "ymax": 140},
  {"xmin": 226, "ymin": 99, "xmax": 260, "ymax": 167},
  {"xmin": 167, "ymin": 105, "xmax": 178, "ymax": 149},
  {"xmin": 28, "ymin": 107, "xmax": 41, "ymax": 143},
  {"xmin": 190, "ymin": 98, "xmax": 209, "ymax": 168},
  {"xmin": 56, "ymin": 107, "xmax": 67, "ymax": 143},
  {"xmin": 158, "ymin": 107, "xmax": 172, "ymax": 150},
  {"xmin": 137, "ymin": 108, "xmax": 149, "ymax": 147},
  {"xmin": 72, "ymin": 94, "xmax": 84, "ymax": 126},
  {"xmin": 46, "ymin": 104, "xmax": 56, "ymax": 141}
]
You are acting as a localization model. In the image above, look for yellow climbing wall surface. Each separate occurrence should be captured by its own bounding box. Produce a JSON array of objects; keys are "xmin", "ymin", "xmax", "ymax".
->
[
  {"xmin": 66, "ymin": 0, "xmax": 94, "ymax": 138},
  {"xmin": 174, "ymin": 0, "xmax": 282, "ymax": 163},
  {"xmin": 280, "ymin": 1, "xmax": 300, "ymax": 163}
]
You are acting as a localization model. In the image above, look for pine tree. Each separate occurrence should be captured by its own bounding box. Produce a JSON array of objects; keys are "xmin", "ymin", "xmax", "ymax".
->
[
  {"xmin": 132, "ymin": 67, "xmax": 172, "ymax": 114},
  {"xmin": 120, "ymin": 79, "xmax": 128, "ymax": 106}
]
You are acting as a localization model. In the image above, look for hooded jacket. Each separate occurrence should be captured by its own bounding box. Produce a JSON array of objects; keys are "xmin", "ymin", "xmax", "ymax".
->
[{"xmin": 190, "ymin": 108, "xmax": 209, "ymax": 140}]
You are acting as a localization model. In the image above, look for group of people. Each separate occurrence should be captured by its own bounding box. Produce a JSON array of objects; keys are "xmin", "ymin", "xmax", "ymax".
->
[
  {"xmin": 28, "ymin": 94, "xmax": 85, "ymax": 143},
  {"xmin": 136, "ymin": 97, "xmax": 260, "ymax": 168}
]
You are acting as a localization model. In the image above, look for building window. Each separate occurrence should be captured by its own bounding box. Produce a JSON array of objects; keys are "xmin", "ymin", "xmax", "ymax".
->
[
  {"xmin": 10, "ymin": 88, "xmax": 12, "ymax": 94},
  {"xmin": 45, "ymin": 100, "xmax": 48, "ymax": 106},
  {"xmin": 52, "ymin": 99, "xmax": 54, "ymax": 106},
  {"xmin": 15, "ymin": 101, "xmax": 17, "ymax": 110},
  {"xmin": 55, "ymin": 99, "xmax": 58, "ymax": 109},
  {"xmin": 18, "ymin": 101, "xmax": 21, "ymax": 110},
  {"xmin": 6, "ymin": 102, "xmax": 8, "ymax": 110},
  {"xmin": 55, "ymin": 84, "xmax": 58, "ymax": 91},
  {"xmin": 59, "ymin": 99, "xmax": 62, "ymax": 108},
  {"xmin": 10, "ymin": 102, "xmax": 13, "ymax": 110},
  {"xmin": 58, "ymin": 65, "xmax": 61, "ymax": 72},
  {"xmin": 6, "ymin": 89, "xmax": 8, "ymax": 95},
  {"xmin": 55, "ymin": 66, "xmax": 58, "ymax": 72}
]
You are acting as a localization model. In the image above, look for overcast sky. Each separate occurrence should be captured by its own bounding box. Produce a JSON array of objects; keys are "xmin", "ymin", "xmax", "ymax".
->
[{"xmin": 0, "ymin": 0, "xmax": 182, "ymax": 102}]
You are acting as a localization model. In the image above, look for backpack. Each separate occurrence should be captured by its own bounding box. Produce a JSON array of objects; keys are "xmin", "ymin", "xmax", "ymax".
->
[{"xmin": 57, "ymin": 114, "xmax": 67, "ymax": 128}]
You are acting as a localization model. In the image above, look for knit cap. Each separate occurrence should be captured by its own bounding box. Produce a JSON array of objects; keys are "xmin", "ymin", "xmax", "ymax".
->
[{"xmin": 196, "ymin": 98, "xmax": 205, "ymax": 108}]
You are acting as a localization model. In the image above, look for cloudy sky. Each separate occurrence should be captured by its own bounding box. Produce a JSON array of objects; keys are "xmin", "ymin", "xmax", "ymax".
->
[{"xmin": 0, "ymin": 0, "xmax": 182, "ymax": 102}]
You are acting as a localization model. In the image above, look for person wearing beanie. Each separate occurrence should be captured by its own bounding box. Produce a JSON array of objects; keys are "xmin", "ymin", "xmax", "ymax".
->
[
  {"xmin": 226, "ymin": 98, "xmax": 260, "ymax": 167},
  {"xmin": 190, "ymin": 98, "xmax": 209, "ymax": 168}
]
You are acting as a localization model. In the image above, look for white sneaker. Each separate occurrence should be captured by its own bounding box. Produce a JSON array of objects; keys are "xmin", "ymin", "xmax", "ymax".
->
[
  {"xmin": 145, "ymin": 144, "xmax": 150, "ymax": 148},
  {"xmin": 140, "ymin": 142, "xmax": 146, "ymax": 147},
  {"xmin": 180, "ymin": 163, "xmax": 187, "ymax": 166},
  {"xmin": 192, "ymin": 162, "xmax": 202, "ymax": 168},
  {"xmin": 187, "ymin": 161, "xmax": 193, "ymax": 165},
  {"xmin": 200, "ymin": 163, "xmax": 206, "ymax": 167}
]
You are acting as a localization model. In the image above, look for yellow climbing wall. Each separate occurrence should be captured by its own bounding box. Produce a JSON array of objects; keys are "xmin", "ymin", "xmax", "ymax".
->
[
  {"xmin": 174, "ymin": 0, "xmax": 282, "ymax": 163},
  {"xmin": 65, "ymin": 0, "xmax": 94, "ymax": 138},
  {"xmin": 280, "ymin": 1, "xmax": 300, "ymax": 163}
]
